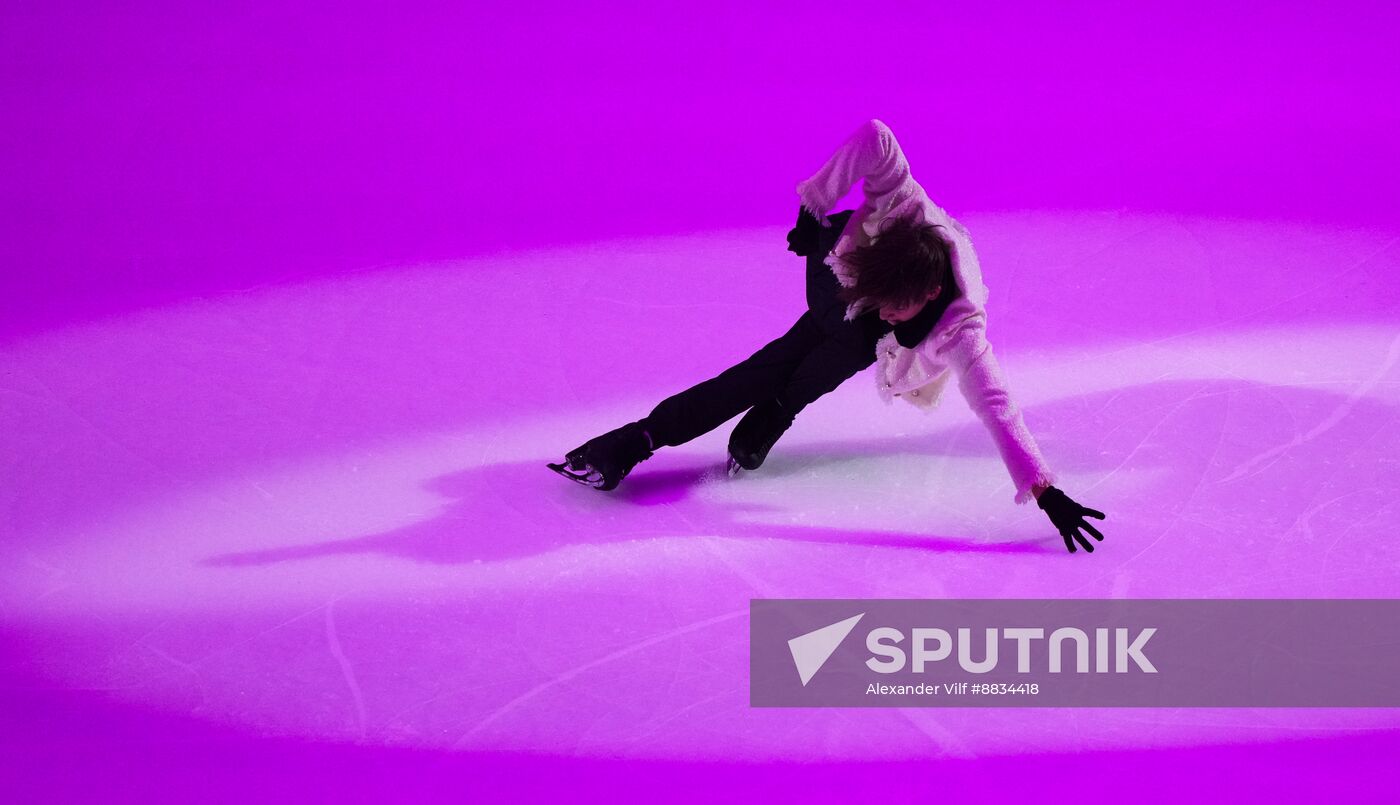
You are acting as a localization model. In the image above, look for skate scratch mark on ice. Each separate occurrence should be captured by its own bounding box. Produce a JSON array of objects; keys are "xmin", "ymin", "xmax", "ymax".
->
[
  {"xmin": 1068, "ymin": 386, "xmax": 1232, "ymax": 594},
  {"xmin": 1203, "ymin": 566, "xmax": 1395, "ymax": 594},
  {"xmin": 1319, "ymin": 502, "xmax": 1383, "ymax": 581},
  {"xmin": 1081, "ymin": 386, "xmax": 1214, "ymax": 498},
  {"xmin": 896, "ymin": 709, "xmax": 978, "ymax": 759},
  {"xmin": 295, "ymin": 292, "xmax": 372, "ymax": 418},
  {"xmin": 689, "ymin": 516, "xmax": 974, "ymax": 759},
  {"xmin": 186, "ymin": 603, "xmax": 329, "ymax": 668},
  {"xmin": 383, "ymin": 679, "xmax": 503, "ymax": 729},
  {"xmin": 1087, "ymin": 376, "xmax": 1221, "ymax": 446},
  {"xmin": 1270, "ymin": 487, "xmax": 1380, "ymax": 583},
  {"xmin": 18, "ymin": 552, "xmax": 72, "ymax": 608},
  {"xmin": 670, "ymin": 494, "xmax": 783, "ymax": 597},
  {"xmin": 625, "ymin": 689, "xmax": 733, "ymax": 747},
  {"xmin": 1057, "ymin": 234, "xmax": 1399, "ymax": 371},
  {"xmin": 1097, "ymin": 710, "xmax": 1386, "ymax": 734},
  {"xmin": 1283, "ymin": 491, "xmax": 1367, "ymax": 547},
  {"xmin": 1093, "ymin": 368, "xmax": 1177, "ymax": 414},
  {"xmin": 9, "ymin": 358, "xmax": 165, "ymax": 474},
  {"xmin": 1220, "ymin": 330, "xmax": 1400, "ymax": 484},
  {"xmin": 696, "ymin": 535, "xmax": 782, "ymax": 598},
  {"xmin": 141, "ymin": 642, "xmax": 211, "ymax": 710},
  {"xmin": 452, "ymin": 608, "xmax": 747, "ymax": 749},
  {"xmin": 477, "ymin": 428, "xmax": 500, "ymax": 469},
  {"xmin": 326, "ymin": 597, "xmax": 368, "ymax": 742}
]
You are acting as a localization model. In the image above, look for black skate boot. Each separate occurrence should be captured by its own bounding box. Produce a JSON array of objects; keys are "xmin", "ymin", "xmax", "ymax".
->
[
  {"xmin": 547, "ymin": 421, "xmax": 655, "ymax": 491},
  {"xmin": 726, "ymin": 398, "xmax": 796, "ymax": 477}
]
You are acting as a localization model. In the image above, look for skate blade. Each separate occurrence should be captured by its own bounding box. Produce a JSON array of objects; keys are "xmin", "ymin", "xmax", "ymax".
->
[
  {"xmin": 547, "ymin": 461, "xmax": 604, "ymax": 488},
  {"xmin": 726, "ymin": 456, "xmax": 744, "ymax": 478}
]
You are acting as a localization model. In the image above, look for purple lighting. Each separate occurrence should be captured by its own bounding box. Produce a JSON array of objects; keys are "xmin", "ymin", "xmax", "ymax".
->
[{"xmin": 2, "ymin": 2, "xmax": 1398, "ymax": 802}]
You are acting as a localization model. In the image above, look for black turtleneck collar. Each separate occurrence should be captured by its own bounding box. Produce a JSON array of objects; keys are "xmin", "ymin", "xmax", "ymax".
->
[{"xmin": 892, "ymin": 278, "xmax": 962, "ymax": 348}]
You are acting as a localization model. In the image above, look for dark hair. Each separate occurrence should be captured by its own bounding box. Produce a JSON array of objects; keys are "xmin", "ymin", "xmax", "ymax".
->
[{"xmin": 835, "ymin": 215, "xmax": 952, "ymax": 309}]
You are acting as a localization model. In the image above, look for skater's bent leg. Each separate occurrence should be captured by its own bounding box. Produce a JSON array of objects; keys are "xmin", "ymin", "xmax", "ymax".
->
[
  {"xmin": 775, "ymin": 333, "xmax": 879, "ymax": 418},
  {"xmin": 638, "ymin": 312, "xmax": 823, "ymax": 448},
  {"xmin": 725, "ymin": 333, "xmax": 879, "ymax": 469}
]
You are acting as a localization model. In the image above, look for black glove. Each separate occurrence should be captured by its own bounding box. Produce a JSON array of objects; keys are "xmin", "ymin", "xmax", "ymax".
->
[
  {"xmin": 786, "ymin": 205, "xmax": 825, "ymax": 257},
  {"xmin": 1037, "ymin": 486, "xmax": 1106, "ymax": 554}
]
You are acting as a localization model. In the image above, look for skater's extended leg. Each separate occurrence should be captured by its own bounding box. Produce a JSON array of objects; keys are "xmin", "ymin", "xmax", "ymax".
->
[
  {"xmin": 550, "ymin": 207, "xmax": 862, "ymax": 489},
  {"xmin": 547, "ymin": 311, "xmax": 824, "ymax": 490},
  {"xmin": 636, "ymin": 311, "xmax": 824, "ymax": 448}
]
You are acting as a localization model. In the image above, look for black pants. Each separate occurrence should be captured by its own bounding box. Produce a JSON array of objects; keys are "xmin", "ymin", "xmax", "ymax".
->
[{"xmin": 638, "ymin": 210, "xmax": 893, "ymax": 449}]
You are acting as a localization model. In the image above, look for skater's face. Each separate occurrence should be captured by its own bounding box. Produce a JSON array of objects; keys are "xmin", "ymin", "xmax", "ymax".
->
[{"xmin": 878, "ymin": 287, "xmax": 940, "ymax": 325}]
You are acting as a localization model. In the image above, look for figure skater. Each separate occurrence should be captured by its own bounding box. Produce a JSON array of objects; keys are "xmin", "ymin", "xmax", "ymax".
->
[{"xmin": 548, "ymin": 119, "xmax": 1107, "ymax": 554}]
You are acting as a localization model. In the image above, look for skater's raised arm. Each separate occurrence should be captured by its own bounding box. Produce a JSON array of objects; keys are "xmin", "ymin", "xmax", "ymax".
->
[
  {"xmin": 796, "ymin": 119, "xmax": 913, "ymax": 227},
  {"xmin": 939, "ymin": 319, "xmax": 1107, "ymax": 553}
]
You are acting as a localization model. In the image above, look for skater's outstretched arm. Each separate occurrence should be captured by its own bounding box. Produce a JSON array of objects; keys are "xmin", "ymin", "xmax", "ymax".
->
[
  {"xmin": 940, "ymin": 316, "xmax": 1108, "ymax": 553},
  {"xmin": 941, "ymin": 315, "xmax": 1054, "ymax": 504},
  {"xmin": 796, "ymin": 119, "xmax": 914, "ymax": 228}
]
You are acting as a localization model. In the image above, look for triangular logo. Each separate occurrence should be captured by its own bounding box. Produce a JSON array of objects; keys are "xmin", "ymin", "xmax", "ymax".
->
[{"xmin": 788, "ymin": 613, "xmax": 864, "ymax": 686}]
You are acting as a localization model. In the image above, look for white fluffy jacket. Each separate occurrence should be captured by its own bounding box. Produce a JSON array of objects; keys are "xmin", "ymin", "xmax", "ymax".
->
[{"xmin": 795, "ymin": 119, "xmax": 1055, "ymax": 504}]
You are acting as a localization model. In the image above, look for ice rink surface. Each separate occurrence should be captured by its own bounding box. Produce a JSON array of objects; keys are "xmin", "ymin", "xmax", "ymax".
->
[
  {"xmin": 4, "ymin": 210, "xmax": 1399, "ymax": 799},
  {"xmin": 4, "ymin": 1, "xmax": 1399, "ymax": 800}
]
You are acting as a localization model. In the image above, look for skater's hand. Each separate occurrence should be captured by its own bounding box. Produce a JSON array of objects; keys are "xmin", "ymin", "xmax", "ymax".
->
[
  {"xmin": 1036, "ymin": 486, "xmax": 1106, "ymax": 554},
  {"xmin": 786, "ymin": 205, "xmax": 824, "ymax": 256}
]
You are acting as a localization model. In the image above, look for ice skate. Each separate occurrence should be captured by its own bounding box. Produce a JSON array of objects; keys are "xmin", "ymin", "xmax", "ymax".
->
[
  {"xmin": 727, "ymin": 398, "xmax": 796, "ymax": 474},
  {"xmin": 726, "ymin": 455, "xmax": 745, "ymax": 477},
  {"xmin": 547, "ymin": 421, "xmax": 655, "ymax": 491}
]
